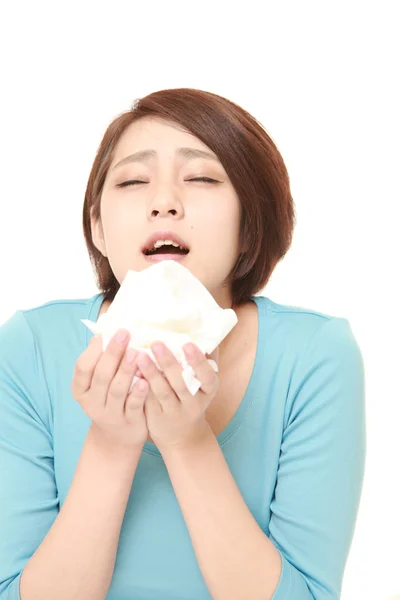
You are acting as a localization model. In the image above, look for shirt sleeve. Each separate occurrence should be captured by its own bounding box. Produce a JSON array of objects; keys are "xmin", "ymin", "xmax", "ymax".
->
[
  {"xmin": 0, "ymin": 311, "xmax": 59, "ymax": 600},
  {"xmin": 269, "ymin": 317, "xmax": 366, "ymax": 600}
]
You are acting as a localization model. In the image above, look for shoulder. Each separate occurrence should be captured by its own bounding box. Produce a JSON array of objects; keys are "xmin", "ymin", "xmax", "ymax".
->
[
  {"xmin": 0, "ymin": 293, "xmax": 104, "ymax": 431},
  {"xmin": 0, "ymin": 292, "xmax": 104, "ymax": 350},
  {"xmin": 0, "ymin": 293, "xmax": 104, "ymax": 403},
  {"xmin": 253, "ymin": 295, "xmax": 364, "ymax": 420},
  {"xmin": 253, "ymin": 294, "xmax": 360, "ymax": 354}
]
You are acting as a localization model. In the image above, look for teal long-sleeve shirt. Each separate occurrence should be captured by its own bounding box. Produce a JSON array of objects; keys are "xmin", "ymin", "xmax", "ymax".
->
[{"xmin": 0, "ymin": 292, "xmax": 366, "ymax": 599}]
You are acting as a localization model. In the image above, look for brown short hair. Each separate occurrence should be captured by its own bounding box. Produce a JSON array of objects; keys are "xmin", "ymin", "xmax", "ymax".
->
[{"xmin": 83, "ymin": 88, "xmax": 296, "ymax": 306}]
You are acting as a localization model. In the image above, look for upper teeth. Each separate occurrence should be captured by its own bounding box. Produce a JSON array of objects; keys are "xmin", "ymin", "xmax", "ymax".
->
[{"xmin": 151, "ymin": 239, "xmax": 186, "ymax": 250}]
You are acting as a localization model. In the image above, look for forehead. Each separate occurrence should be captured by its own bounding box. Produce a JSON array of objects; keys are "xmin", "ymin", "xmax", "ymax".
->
[{"xmin": 114, "ymin": 117, "xmax": 212, "ymax": 156}]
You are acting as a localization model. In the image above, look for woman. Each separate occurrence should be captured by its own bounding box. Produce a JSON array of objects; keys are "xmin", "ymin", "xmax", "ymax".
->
[{"xmin": 0, "ymin": 88, "xmax": 365, "ymax": 600}]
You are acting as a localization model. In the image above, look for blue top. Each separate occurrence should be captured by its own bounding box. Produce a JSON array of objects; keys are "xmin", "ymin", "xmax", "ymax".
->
[{"xmin": 0, "ymin": 292, "xmax": 366, "ymax": 600}]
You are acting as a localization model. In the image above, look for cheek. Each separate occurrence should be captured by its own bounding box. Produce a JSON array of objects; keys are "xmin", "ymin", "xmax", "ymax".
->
[
  {"xmin": 192, "ymin": 195, "xmax": 240, "ymax": 228},
  {"xmin": 103, "ymin": 207, "xmax": 140, "ymax": 241},
  {"xmin": 196, "ymin": 205, "xmax": 240, "ymax": 242}
]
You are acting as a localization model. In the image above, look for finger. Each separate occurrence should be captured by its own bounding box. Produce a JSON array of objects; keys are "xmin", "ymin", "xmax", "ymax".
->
[
  {"xmin": 124, "ymin": 377, "xmax": 149, "ymax": 418},
  {"xmin": 136, "ymin": 351, "xmax": 179, "ymax": 411},
  {"xmin": 72, "ymin": 334, "xmax": 104, "ymax": 396},
  {"xmin": 206, "ymin": 346, "xmax": 219, "ymax": 366},
  {"xmin": 150, "ymin": 343, "xmax": 195, "ymax": 404},
  {"xmin": 89, "ymin": 330, "xmax": 131, "ymax": 407},
  {"xmin": 143, "ymin": 386, "xmax": 162, "ymax": 418},
  {"xmin": 106, "ymin": 348, "xmax": 139, "ymax": 415},
  {"xmin": 183, "ymin": 343, "xmax": 219, "ymax": 396}
]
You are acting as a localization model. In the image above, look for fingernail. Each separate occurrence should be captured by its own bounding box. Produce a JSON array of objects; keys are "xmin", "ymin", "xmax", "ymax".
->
[
  {"xmin": 115, "ymin": 330, "xmax": 128, "ymax": 344},
  {"xmin": 137, "ymin": 379, "xmax": 147, "ymax": 392},
  {"xmin": 152, "ymin": 343, "xmax": 165, "ymax": 356},
  {"xmin": 184, "ymin": 343, "xmax": 198, "ymax": 358}
]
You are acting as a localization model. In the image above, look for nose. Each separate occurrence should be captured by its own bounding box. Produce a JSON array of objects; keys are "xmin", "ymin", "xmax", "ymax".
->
[{"xmin": 147, "ymin": 188, "xmax": 184, "ymax": 220}]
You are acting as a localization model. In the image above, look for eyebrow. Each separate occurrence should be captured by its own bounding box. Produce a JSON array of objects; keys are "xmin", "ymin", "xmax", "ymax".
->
[{"xmin": 111, "ymin": 147, "xmax": 220, "ymax": 171}]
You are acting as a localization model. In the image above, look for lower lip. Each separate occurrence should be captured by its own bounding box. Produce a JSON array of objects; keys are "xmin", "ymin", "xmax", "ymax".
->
[{"xmin": 142, "ymin": 253, "xmax": 189, "ymax": 263}]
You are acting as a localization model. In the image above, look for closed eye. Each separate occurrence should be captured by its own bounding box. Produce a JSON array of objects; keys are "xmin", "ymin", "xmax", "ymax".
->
[
  {"xmin": 116, "ymin": 177, "xmax": 219, "ymax": 188},
  {"xmin": 188, "ymin": 177, "xmax": 219, "ymax": 184},
  {"xmin": 116, "ymin": 180, "xmax": 147, "ymax": 188}
]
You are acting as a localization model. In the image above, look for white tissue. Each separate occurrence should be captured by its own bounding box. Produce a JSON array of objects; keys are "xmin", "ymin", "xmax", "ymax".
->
[{"xmin": 81, "ymin": 260, "xmax": 238, "ymax": 395}]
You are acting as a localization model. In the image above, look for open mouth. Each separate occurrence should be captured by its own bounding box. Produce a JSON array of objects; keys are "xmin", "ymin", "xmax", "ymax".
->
[{"xmin": 143, "ymin": 245, "xmax": 190, "ymax": 257}]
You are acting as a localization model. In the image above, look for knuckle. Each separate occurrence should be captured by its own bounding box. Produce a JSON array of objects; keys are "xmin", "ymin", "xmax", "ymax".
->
[
  {"xmin": 206, "ymin": 375, "xmax": 218, "ymax": 390},
  {"xmin": 206, "ymin": 376, "xmax": 219, "ymax": 395},
  {"xmin": 108, "ymin": 382, "xmax": 125, "ymax": 399},
  {"xmin": 94, "ymin": 368, "xmax": 112, "ymax": 386},
  {"xmin": 175, "ymin": 382, "xmax": 188, "ymax": 396},
  {"xmin": 126, "ymin": 394, "xmax": 144, "ymax": 410},
  {"xmin": 120, "ymin": 357, "xmax": 136, "ymax": 373},
  {"xmin": 71, "ymin": 383, "xmax": 80, "ymax": 400},
  {"xmin": 160, "ymin": 355, "xmax": 173, "ymax": 367},
  {"xmin": 75, "ymin": 393, "xmax": 88, "ymax": 411},
  {"xmin": 159, "ymin": 389, "xmax": 171, "ymax": 403},
  {"xmin": 74, "ymin": 360, "xmax": 88, "ymax": 376}
]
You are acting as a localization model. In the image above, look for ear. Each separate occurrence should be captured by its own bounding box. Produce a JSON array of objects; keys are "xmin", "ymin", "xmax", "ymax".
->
[{"xmin": 90, "ymin": 207, "xmax": 107, "ymax": 258}]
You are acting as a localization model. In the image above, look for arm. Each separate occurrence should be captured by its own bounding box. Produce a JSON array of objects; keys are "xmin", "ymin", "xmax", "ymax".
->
[
  {"xmin": 19, "ymin": 426, "xmax": 142, "ymax": 600},
  {"xmin": 0, "ymin": 311, "xmax": 141, "ymax": 600},
  {"xmin": 161, "ymin": 317, "xmax": 366, "ymax": 600},
  {"xmin": 161, "ymin": 427, "xmax": 282, "ymax": 600}
]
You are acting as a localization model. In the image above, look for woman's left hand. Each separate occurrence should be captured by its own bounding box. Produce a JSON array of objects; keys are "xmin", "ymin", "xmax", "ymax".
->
[{"xmin": 135, "ymin": 342, "xmax": 219, "ymax": 453}]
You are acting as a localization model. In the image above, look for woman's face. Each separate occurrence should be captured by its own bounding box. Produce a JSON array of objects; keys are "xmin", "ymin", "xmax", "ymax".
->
[{"xmin": 92, "ymin": 116, "xmax": 242, "ymax": 308}]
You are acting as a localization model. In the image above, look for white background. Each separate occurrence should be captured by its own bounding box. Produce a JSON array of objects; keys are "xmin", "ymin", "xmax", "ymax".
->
[{"xmin": 0, "ymin": 2, "xmax": 399, "ymax": 599}]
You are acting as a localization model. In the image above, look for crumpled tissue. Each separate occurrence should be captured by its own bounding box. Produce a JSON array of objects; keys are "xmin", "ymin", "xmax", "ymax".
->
[{"xmin": 81, "ymin": 260, "xmax": 238, "ymax": 395}]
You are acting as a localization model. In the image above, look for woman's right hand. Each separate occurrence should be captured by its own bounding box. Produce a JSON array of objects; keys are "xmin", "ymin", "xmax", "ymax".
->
[{"xmin": 71, "ymin": 329, "xmax": 149, "ymax": 449}]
